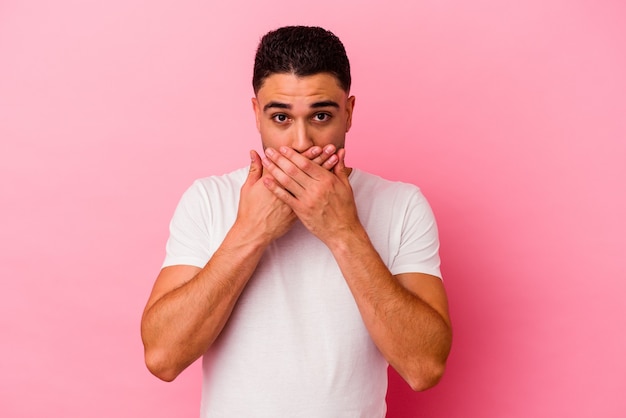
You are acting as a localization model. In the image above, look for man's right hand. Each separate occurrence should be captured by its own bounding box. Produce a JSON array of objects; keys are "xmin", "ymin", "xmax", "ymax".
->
[
  {"xmin": 234, "ymin": 149, "xmax": 296, "ymax": 244},
  {"xmin": 234, "ymin": 145, "xmax": 339, "ymax": 245},
  {"xmin": 141, "ymin": 144, "xmax": 339, "ymax": 381}
]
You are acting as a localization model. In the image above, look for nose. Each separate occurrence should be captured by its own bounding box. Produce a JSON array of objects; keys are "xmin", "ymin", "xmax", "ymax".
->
[{"xmin": 291, "ymin": 119, "xmax": 314, "ymax": 153}]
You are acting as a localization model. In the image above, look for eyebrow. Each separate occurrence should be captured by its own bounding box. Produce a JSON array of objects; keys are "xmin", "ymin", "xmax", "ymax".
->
[
  {"xmin": 310, "ymin": 100, "xmax": 340, "ymax": 109},
  {"xmin": 263, "ymin": 100, "xmax": 340, "ymax": 112}
]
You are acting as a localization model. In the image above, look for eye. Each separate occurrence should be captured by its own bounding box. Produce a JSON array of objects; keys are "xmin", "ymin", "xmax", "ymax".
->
[
  {"xmin": 272, "ymin": 114, "xmax": 289, "ymax": 123},
  {"xmin": 313, "ymin": 112, "xmax": 331, "ymax": 122}
]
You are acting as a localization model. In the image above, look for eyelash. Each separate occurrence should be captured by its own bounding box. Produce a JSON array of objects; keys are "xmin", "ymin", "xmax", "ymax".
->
[
  {"xmin": 272, "ymin": 114, "xmax": 289, "ymax": 123},
  {"xmin": 314, "ymin": 113, "xmax": 331, "ymax": 122},
  {"xmin": 271, "ymin": 113, "xmax": 332, "ymax": 124}
]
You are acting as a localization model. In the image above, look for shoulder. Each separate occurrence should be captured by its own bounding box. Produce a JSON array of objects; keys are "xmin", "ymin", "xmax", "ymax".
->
[
  {"xmin": 350, "ymin": 169, "xmax": 437, "ymax": 231},
  {"xmin": 188, "ymin": 167, "xmax": 249, "ymax": 196},
  {"xmin": 350, "ymin": 168, "xmax": 426, "ymax": 204},
  {"xmin": 177, "ymin": 166, "xmax": 248, "ymax": 205},
  {"xmin": 171, "ymin": 167, "xmax": 248, "ymax": 223}
]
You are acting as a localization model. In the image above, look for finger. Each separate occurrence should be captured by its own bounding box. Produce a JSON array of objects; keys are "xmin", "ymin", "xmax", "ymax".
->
[
  {"xmin": 277, "ymin": 146, "xmax": 330, "ymax": 179},
  {"xmin": 296, "ymin": 144, "xmax": 338, "ymax": 171},
  {"xmin": 310, "ymin": 144, "xmax": 337, "ymax": 168},
  {"xmin": 262, "ymin": 175, "xmax": 297, "ymax": 206},
  {"xmin": 299, "ymin": 146, "xmax": 323, "ymax": 161},
  {"xmin": 333, "ymin": 148, "xmax": 349, "ymax": 179},
  {"xmin": 246, "ymin": 150, "xmax": 262, "ymax": 184},
  {"xmin": 262, "ymin": 148, "xmax": 307, "ymax": 197},
  {"xmin": 321, "ymin": 152, "xmax": 339, "ymax": 171}
]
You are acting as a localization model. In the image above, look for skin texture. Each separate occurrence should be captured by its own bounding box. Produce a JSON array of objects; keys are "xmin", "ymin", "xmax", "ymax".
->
[
  {"xmin": 140, "ymin": 145, "xmax": 339, "ymax": 382},
  {"xmin": 141, "ymin": 72, "xmax": 452, "ymax": 390},
  {"xmin": 252, "ymin": 73, "xmax": 355, "ymax": 157}
]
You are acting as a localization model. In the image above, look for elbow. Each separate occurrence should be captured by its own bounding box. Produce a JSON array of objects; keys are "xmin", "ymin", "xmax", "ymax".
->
[
  {"xmin": 407, "ymin": 325, "xmax": 452, "ymax": 391},
  {"xmin": 406, "ymin": 360, "xmax": 447, "ymax": 392},
  {"xmin": 144, "ymin": 348, "xmax": 182, "ymax": 382},
  {"xmin": 404, "ymin": 339, "xmax": 451, "ymax": 391},
  {"xmin": 141, "ymin": 324, "xmax": 186, "ymax": 382}
]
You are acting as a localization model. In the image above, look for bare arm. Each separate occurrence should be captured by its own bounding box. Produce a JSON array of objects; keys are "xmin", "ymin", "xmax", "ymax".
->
[
  {"xmin": 141, "ymin": 146, "xmax": 339, "ymax": 381},
  {"xmin": 261, "ymin": 146, "xmax": 452, "ymax": 390},
  {"xmin": 324, "ymin": 231, "xmax": 451, "ymax": 391},
  {"xmin": 141, "ymin": 228, "xmax": 270, "ymax": 382}
]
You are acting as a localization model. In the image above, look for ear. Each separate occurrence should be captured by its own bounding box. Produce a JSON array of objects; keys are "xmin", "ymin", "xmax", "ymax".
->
[
  {"xmin": 251, "ymin": 97, "xmax": 261, "ymax": 132},
  {"xmin": 345, "ymin": 95, "xmax": 356, "ymax": 132}
]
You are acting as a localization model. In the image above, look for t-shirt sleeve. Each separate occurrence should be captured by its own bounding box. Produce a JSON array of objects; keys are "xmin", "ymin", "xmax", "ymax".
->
[
  {"xmin": 390, "ymin": 187, "xmax": 442, "ymax": 279},
  {"xmin": 162, "ymin": 180, "xmax": 212, "ymax": 269}
]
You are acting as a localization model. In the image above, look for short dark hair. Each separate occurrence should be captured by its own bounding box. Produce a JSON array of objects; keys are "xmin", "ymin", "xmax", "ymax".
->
[{"xmin": 252, "ymin": 26, "xmax": 351, "ymax": 94}]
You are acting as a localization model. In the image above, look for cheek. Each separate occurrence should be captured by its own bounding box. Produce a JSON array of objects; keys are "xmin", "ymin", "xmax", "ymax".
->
[
  {"xmin": 258, "ymin": 123, "xmax": 284, "ymax": 147},
  {"xmin": 327, "ymin": 124, "xmax": 348, "ymax": 141}
]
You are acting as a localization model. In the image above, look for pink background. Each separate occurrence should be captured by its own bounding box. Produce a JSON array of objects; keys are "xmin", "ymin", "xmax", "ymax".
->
[{"xmin": 1, "ymin": 1, "xmax": 625, "ymax": 417}]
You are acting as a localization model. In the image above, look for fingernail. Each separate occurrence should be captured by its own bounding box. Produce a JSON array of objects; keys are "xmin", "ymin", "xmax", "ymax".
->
[{"xmin": 265, "ymin": 148, "xmax": 275, "ymax": 157}]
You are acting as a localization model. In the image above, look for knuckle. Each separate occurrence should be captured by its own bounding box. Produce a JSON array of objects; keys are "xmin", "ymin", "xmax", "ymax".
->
[
  {"xmin": 284, "ymin": 164, "xmax": 300, "ymax": 177},
  {"xmin": 300, "ymin": 158, "xmax": 313, "ymax": 170}
]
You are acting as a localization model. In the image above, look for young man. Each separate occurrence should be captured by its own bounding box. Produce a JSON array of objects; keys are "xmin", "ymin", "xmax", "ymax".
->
[{"xmin": 141, "ymin": 26, "xmax": 451, "ymax": 417}]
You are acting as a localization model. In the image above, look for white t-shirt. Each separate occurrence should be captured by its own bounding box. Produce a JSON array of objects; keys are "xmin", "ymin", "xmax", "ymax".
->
[{"xmin": 163, "ymin": 167, "xmax": 442, "ymax": 417}]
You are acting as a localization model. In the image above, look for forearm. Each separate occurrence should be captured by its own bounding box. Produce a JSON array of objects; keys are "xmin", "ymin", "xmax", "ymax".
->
[
  {"xmin": 142, "ymin": 147, "xmax": 336, "ymax": 381},
  {"xmin": 260, "ymin": 147, "xmax": 451, "ymax": 388},
  {"xmin": 141, "ymin": 225, "xmax": 269, "ymax": 381},
  {"xmin": 327, "ymin": 227, "xmax": 452, "ymax": 391}
]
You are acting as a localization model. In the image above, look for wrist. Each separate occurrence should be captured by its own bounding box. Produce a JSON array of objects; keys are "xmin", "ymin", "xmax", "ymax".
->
[
  {"xmin": 324, "ymin": 221, "xmax": 370, "ymax": 255},
  {"xmin": 225, "ymin": 220, "xmax": 272, "ymax": 254}
]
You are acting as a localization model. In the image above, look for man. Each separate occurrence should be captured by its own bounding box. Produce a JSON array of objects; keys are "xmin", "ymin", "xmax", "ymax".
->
[{"xmin": 141, "ymin": 26, "xmax": 451, "ymax": 417}]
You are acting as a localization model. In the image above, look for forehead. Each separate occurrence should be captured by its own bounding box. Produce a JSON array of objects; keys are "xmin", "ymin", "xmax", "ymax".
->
[{"xmin": 256, "ymin": 73, "xmax": 347, "ymax": 104}]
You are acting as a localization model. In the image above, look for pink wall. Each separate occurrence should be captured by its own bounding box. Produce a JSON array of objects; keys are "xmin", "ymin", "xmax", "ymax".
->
[{"xmin": 1, "ymin": 1, "xmax": 625, "ymax": 416}]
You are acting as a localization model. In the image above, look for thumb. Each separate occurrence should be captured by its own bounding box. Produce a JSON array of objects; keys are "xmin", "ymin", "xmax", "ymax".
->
[
  {"xmin": 333, "ymin": 148, "xmax": 349, "ymax": 179},
  {"xmin": 247, "ymin": 150, "xmax": 262, "ymax": 183}
]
